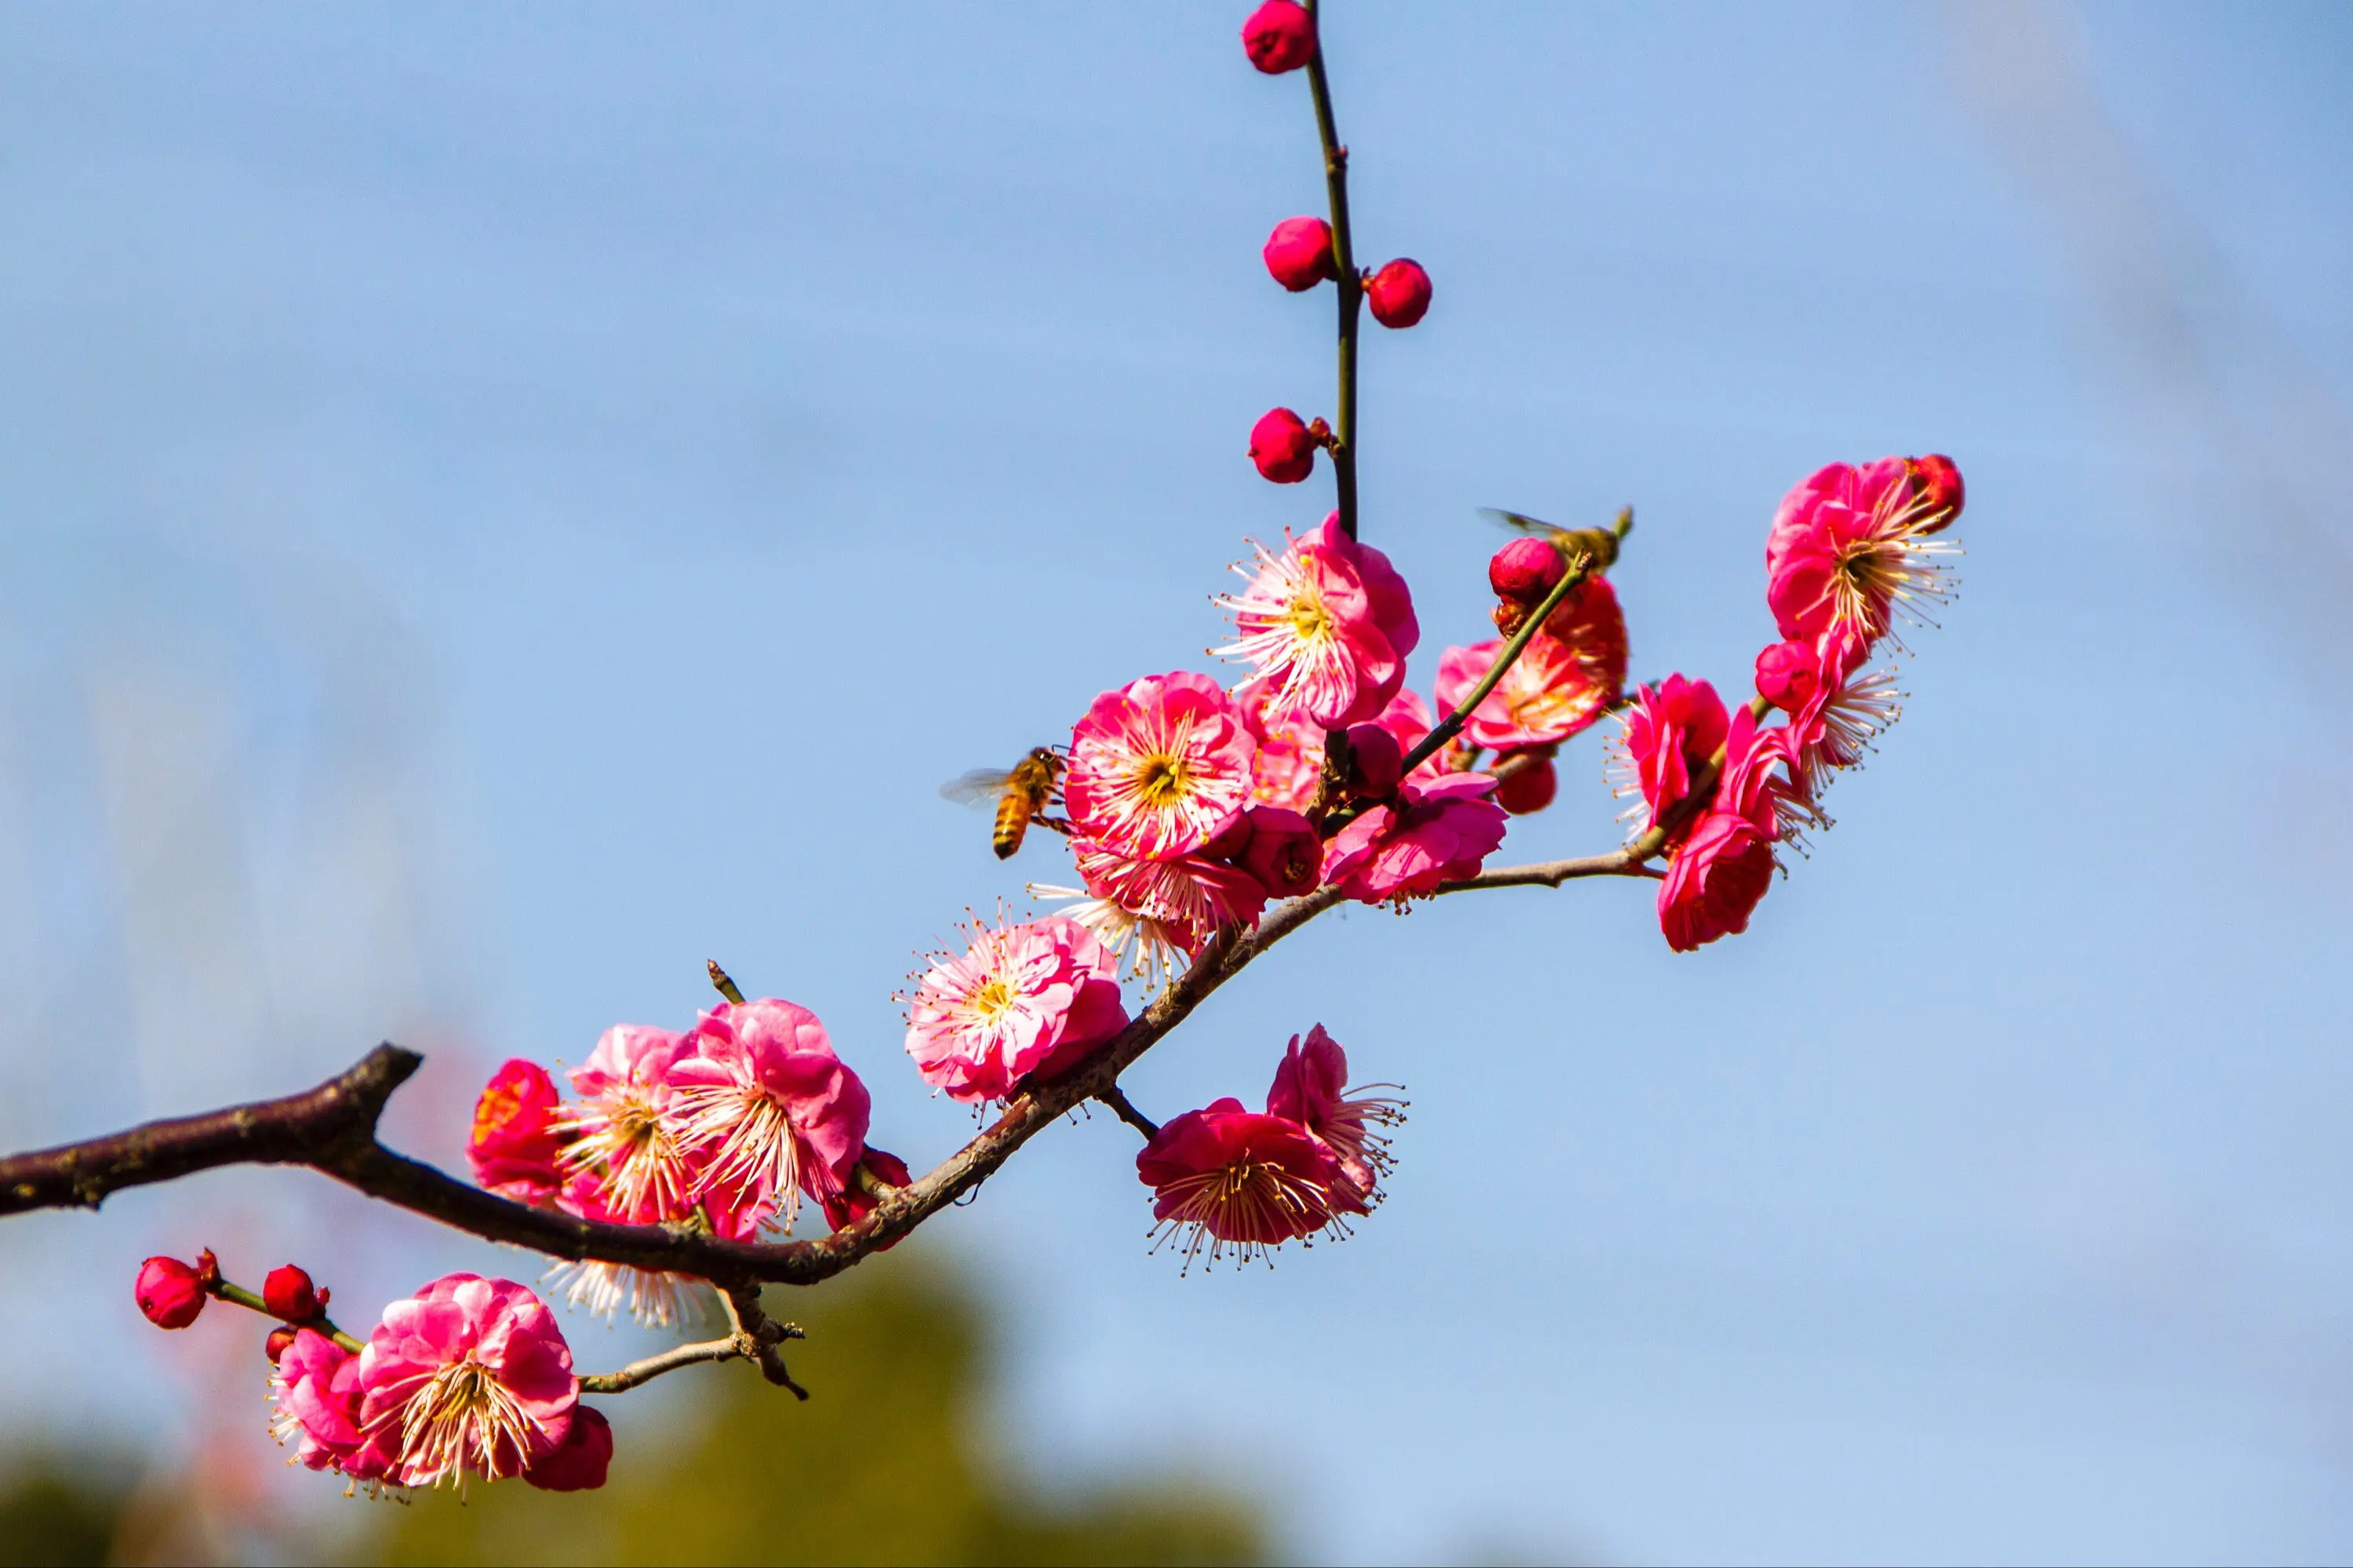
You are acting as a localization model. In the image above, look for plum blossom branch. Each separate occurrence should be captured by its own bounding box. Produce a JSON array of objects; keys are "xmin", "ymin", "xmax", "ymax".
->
[
  {"xmin": 1302, "ymin": 0, "xmax": 1362, "ymax": 540},
  {"xmin": 1095, "ymin": 1086, "xmax": 1162, "ymax": 1141},
  {"xmin": 576, "ymin": 1289, "xmax": 806, "ymax": 1397}
]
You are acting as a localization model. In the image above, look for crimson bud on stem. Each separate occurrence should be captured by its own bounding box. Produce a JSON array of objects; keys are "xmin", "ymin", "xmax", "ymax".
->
[
  {"xmin": 1753, "ymin": 640, "xmax": 1820, "ymax": 714},
  {"xmin": 1249, "ymin": 407, "xmax": 1318, "ymax": 484},
  {"xmin": 1366, "ymin": 259, "xmax": 1432, "ymax": 328},
  {"xmin": 1489, "ymin": 537, "xmax": 1565, "ymax": 604},
  {"xmin": 1263, "ymin": 216, "xmax": 1338, "ymax": 292},
  {"xmin": 1342, "ymin": 722, "xmax": 1402, "ymax": 798},
  {"xmin": 264, "ymin": 1264, "xmax": 320, "ymax": 1322},
  {"xmin": 1240, "ymin": 1, "xmax": 1315, "ymax": 74},
  {"xmin": 135, "ymin": 1257, "xmax": 206, "ymax": 1330},
  {"xmin": 264, "ymin": 1326, "xmax": 299, "ymax": 1364},
  {"xmin": 1494, "ymin": 755, "xmax": 1558, "ymax": 815}
]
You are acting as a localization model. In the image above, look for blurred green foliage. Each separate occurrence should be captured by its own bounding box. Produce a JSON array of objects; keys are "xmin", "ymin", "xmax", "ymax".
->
[
  {"xmin": 0, "ymin": 1457, "xmax": 133, "ymax": 1567},
  {"xmin": 369, "ymin": 1253, "xmax": 1262, "ymax": 1566}
]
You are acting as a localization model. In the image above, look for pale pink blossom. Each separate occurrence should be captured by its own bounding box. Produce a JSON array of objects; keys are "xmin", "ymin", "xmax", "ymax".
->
[
  {"xmin": 1765, "ymin": 456, "xmax": 1961, "ymax": 650},
  {"xmin": 355, "ymin": 1274, "xmax": 578, "ymax": 1490},
  {"xmin": 1606, "ymin": 675, "xmax": 1729, "ymax": 844},
  {"xmin": 1136, "ymin": 1097, "xmax": 1350, "ymax": 1271},
  {"xmin": 905, "ymin": 915, "xmax": 1129, "ymax": 1104},
  {"xmin": 1264, "ymin": 1024, "xmax": 1402, "ymax": 1204},
  {"xmin": 1064, "ymin": 671, "xmax": 1257, "ymax": 861},
  {"xmin": 1216, "ymin": 515, "xmax": 1420, "ymax": 729},
  {"xmin": 1321, "ymin": 772, "xmax": 1507, "ymax": 903},
  {"xmin": 554, "ymin": 1024, "xmax": 699, "ymax": 1228},
  {"xmin": 663, "ymin": 999, "xmax": 871, "ymax": 1235}
]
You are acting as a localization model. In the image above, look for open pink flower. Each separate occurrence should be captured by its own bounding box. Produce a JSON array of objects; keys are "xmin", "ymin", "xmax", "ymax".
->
[
  {"xmin": 906, "ymin": 915, "xmax": 1129, "ymax": 1104},
  {"xmin": 1766, "ymin": 456, "xmax": 1960, "ymax": 650},
  {"xmin": 466, "ymin": 1059, "xmax": 569, "ymax": 1207},
  {"xmin": 1763, "ymin": 634, "xmax": 1902, "ymax": 797},
  {"xmin": 1606, "ymin": 675, "xmax": 1729, "ymax": 843},
  {"xmin": 355, "ymin": 1274, "xmax": 578, "ymax": 1490},
  {"xmin": 1434, "ymin": 624, "xmax": 1617, "ymax": 751},
  {"xmin": 1242, "ymin": 682, "xmax": 1434, "ymax": 810},
  {"xmin": 1064, "ymin": 671, "xmax": 1257, "ymax": 861},
  {"xmin": 1136, "ymin": 1097, "xmax": 1349, "ymax": 1271},
  {"xmin": 1264, "ymin": 1025, "xmax": 1402, "ymax": 1205},
  {"xmin": 1657, "ymin": 708, "xmax": 1794, "ymax": 951},
  {"xmin": 1321, "ymin": 772, "xmax": 1507, "ymax": 904},
  {"xmin": 272, "ymin": 1327, "xmax": 386, "ymax": 1479},
  {"xmin": 1217, "ymin": 514, "xmax": 1420, "ymax": 729},
  {"xmin": 550, "ymin": 1025, "xmax": 697, "ymax": 1226},
  {"xmin": 1040, "ymin": 839, "xmax": 1269, "ymax": 984},
  {"xmin": 663, "ymin": 999, "xmax": 871, "ymax": 1235}
]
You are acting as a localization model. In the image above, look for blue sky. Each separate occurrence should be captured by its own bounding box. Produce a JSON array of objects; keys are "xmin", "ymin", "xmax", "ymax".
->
[{"xmin": 2, "ymin": 2, "xmax": 2350, "ymax": 1562}]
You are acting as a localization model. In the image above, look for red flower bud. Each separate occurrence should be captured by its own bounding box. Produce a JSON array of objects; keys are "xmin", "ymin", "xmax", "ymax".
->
[
  {"xmin": 264, "ymin": 1326, "xmax": 299, "ymax": 1364},
  {"xmin": 1488, "ymin": 537, "xmax": 1565, "ymax": 604},
  {"xmin": 526, "ymin": 1405, "xmax": 613, "ymax": 1493},
  {"xmin": 1365, "ymin": 258, "xmax": 1432, "ymax": 328},
  {"xmin": 135, "ymin": 1257, "xmax": 206, "ymax": 1330},
  {"xmin": 820, "ymin": 1148, "xmax": 915, "ymax": 1248},
  {"xmin": 1263, "ymin": 216, "xmax": 1337, "ymax": 292},
  {"xmin": 1240, "ymin": 806, "xmax": 1322, "ymax": 898},
  {"xmin": 1907, "ymin": 453, "xmax": 1965, "ymax": 533},
  {"xmin": 1342, "ymin": 722, "xmax": 1402, "ymax": 798},
  {"xmin": 1199, "ymin": 811, "xmax": 1257, "ymax": 863},
  {"xmin": 1249, "ymin": 407, "xmax": 1317, "ymax": 484},
  {"xmin": 1240, "ymin": 0, "xmax": 1315, "ymax": 74},
  {"xmin": 1494, "ymin": 755, "xmax": 1558, "ymax": 815},
  {"xmin": 263, "ymin": 1264, "xmax": 319, "ymax": 1323},
  {"xmin": 1753, "ymin": 639, "xmax": 1820, "ymax": 713}
]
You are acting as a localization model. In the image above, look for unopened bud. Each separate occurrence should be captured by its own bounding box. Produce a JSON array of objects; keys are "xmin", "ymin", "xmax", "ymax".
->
[
  {"xmin": 264, "ymin": 1264, "xmax": 319, "ymax": 1323},
  {"xmin": 1248, "ymin": 407, "xmax": 1317, "ymax": 484},
  {"xmin": 1493, "ymin": 755, "xmax": 1558, "ymax": 815},
  {"xmin": 1263, "ymin": 216, "xmax": 1337, "ymax": 292},
  {"xmin": 1908, "ymin": 453, "xmax": 1964, "ymax": 533},
  {"xmin": 1754, "ymin": 640, "xmax": 1819, "ymax": 713},
  {"xmin": 135, "ymin": 1257, "xmax": 206, "ymax": 1330},
  {"xmin": 1489, "ymin": 537, "xmax": 1565, "ymax": 604},
  {"xmin": 1240, "ymin": 806, "xmax": 1322, "ymax": 897},
  {"xmin": 1342, "ymin": 723, "xmax": 1402, "ymax": 798},
  {"xmin": 264, "ymin": 1326, "xmax": 299, "ymax": 1364},
  {"xmin": 1199, "ymin": 810, "xmax": 1256, "ymax": 862},
  {"xmin": 1240, "ymin": 0, "xmax": 1315, "ymax": 74},
  {"xmin": 1366, "ymin": 258, "xmax": 1432, "ymax": 328}
]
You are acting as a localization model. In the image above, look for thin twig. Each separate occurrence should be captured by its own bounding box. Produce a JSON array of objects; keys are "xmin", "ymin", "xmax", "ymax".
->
[
  {"xmin": 1095, "ymin": 1086, "xmax": 1161, "ymax": 1141},
  {"xmin": 1303, "ymin": 0, "xmax": 1361, "ymax": 540},
  {"xmin": 579, "ymin": 1335, "xmax": 754, "ymax": 1395},
  {"xmin": 1395, "ymin": 551, "xmax": 1598, "ymax": 783}
]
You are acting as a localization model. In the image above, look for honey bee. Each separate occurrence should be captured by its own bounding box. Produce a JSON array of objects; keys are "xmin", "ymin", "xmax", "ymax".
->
[
  {"xmin": 940, "ymin": 747, "xmax": 1067, "ymax": 859},
  {"xmin": 1482, "ymin": 504, "xmax": 1634, "ymax": 571}
]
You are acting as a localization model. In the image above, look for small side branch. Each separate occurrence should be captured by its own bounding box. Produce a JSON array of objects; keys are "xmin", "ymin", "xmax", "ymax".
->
[{"xmin": 1095, "ymin": 1086, "xmax": 1161, "ymax": 1141}]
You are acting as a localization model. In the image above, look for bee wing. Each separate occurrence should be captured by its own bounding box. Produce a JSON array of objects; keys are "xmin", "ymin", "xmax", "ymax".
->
[
  {"xmin": 1482, "ymin": 507, "xmax": 1569, "ymax": 543},
  {"xmin": 940, "ymin": 768, "xmax": 1014, "ymax": 808}
]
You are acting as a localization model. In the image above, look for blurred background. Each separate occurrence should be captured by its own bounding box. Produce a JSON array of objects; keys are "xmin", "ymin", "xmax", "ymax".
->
[{"xmin": 0, "ymin": 1, "xmax": 2348, "ymax": 1563}]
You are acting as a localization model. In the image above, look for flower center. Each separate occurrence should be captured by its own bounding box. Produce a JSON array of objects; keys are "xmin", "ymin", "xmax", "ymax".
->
[
  {"xmin": 968, "ymin": 976, "xmax": 1017, "ymax": 1021},
  {"xmin": 1133, "ymin": 752, "xmax": 1194, "ymax": 806},
  {"xmin": 1283, "ymin": 586, "xmax": 1332, "ymax": 643}
]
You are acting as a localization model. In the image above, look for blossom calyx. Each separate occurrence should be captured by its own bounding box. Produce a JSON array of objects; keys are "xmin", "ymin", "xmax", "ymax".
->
[
  {"xmin": 264, "ymin": 1264, "xmax": 321, "ymax": 1323},
  {"xmin": 1249, "ymin": 407, "xmax": 1322, "ymax": 484},
  {"xmin": 1264, "ymin": 216, "xmax": 1338, "ymax": 291},
  {"xmin": 1241, "ymin": 1, "xmax": 1315, "ymax": 73},
  {"xmin": 1366, "ymin": 259, "xmax": 1432, "ymax": 328},
  {"xmin": 135, "ymin": 1256, "xmax": 207, "ymax": 1330}
]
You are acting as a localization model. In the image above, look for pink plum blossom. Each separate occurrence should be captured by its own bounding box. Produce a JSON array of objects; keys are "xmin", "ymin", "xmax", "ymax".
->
[
  {"xmin": 1239, "ymin": 806, "xmax": 1322, "ymax": 898},
  {"xmin": 465, "ymin": 1058, "xmax": 569, "ymax": 1207},
  {"xmin": 1064, "ymin": 671, "xmax": 1257, "ymax": 861},
  {"xmin": 1217, "ymin": 515, "xmax": 1420, "ymax": 729},
  {"xmin": 271, "ymin": 1328, "xmax": 385, "ymax": 1479},
  {"xmin": 1657, "ymin": 708, "xmax": 1795, "ymax": 952},
  {"xmin": 1241, "ymin": 0, "xmax": 1315, "ymax": 73},
  {"xmin": 1435, "ymin": 629, "xmax": 1615, "ymax": 751},
  {"xmin": 663, "ymin": 999, "xmax": 871, "ymax": 1235},
  {"xmin": 355, "ymin": 1274, "xmax": 578, "ymax": 1490},
  {"xmin": 905, "ymin": 915, "xmax": 1129, "ymax": 1104},
  {"xmin": 525, "ymin": 1404, "xmax": 612, "ymax": 1492},
  {"xmin": 1136, "ymin": 1097, "xmax": 1350, "ymax": 1270},
  {"xmin": 1765, "ymin": 456, "xmax": 1960, "ymax": 650},
  {"xmin": 1042, "ymin": 839, "xmax": 1268, "ymax": 984},
  {"xmin": 1249, "ymin": 407, "xmax": 1318, "ymax": 484},
  {"xmin": 1606, "ymin": 675, "xmax": 1729, "ymax": 844},
  {"xmin": 1321, "ymin": 772, "xmax": 1507, "ymax": 904},
  {"xmin": 555, "ymin": 1024, "xmax": 698, "ymax": 1228},
  {"xmin": 1766, "ymin": 634, "xmax": 1902, "ymax": 797},
  {"xmin": 820, "ymin": 1147, "xmax": 913, "ymax": 1239},
  {"xmin": 1264, "ymin": 1024, "xmax": 1402, "ymax": 1205}
]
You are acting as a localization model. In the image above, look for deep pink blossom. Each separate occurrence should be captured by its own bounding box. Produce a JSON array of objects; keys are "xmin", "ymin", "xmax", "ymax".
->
[
  {"xmin": 1263, "ymin": 216, "xmax": 1337, "ymax": 291},
  {"xmin": 135, "ymin": 1256, "xmax": 205, "ymax": 1330},
  {"xmin": 1264, "ymin": 1024, "xmax": 1402, "ymax": 1206},
  {"xmin": 355, "ymin": 1273, "xmax": 578, "ymax": 1490},
  {"xmin": 1322, "ymin": 772, "xmax": 1507, "ymax": 903},
  {"xmin": 466, "ymin": 1058, "xmax": 569, "ymax": 1206},
  {"xmin": 1136, "ymin": 1097, "xmax": 1349, "ymax": 1269},
  {"xmin": 1238, "ymin": 806, "xmax": 1322, "ymax": 898},
  {"xmin": 271, "ymin": 1327, "xmax": 385, "ymax": 1479},
  {"xmin": 1657, "ymin": 708, "xmax": 1794, "ymax": 952},
  {"xmin": 1064, "ymin": 671, "xmax": 1257, "ymax": 861},
  {"xmin": 1240, "ymin": 0, "xmax": 1315, "ymax": 72},
  {"xmin": 1608, "ymin": 675, "xmax": 1729, "ymax": 843},
  {"xmin": 1765, "ymin": 456, "xmax": 1961, "ymax": 649},
  {"xmin": 1239, "ymin": 680, "xmax": 1324, "ymax": 812},
  {"xmin": 525, "ymin": 1404, "xmax": 612, "ymax": 1493},
  {"xmin": 1217, "ymin": 514, "xmax": 1420, "ymax": 729},
  {"xmin": 1339, "ymin": 722, "xmax": 1401, "ymax": 798},
  {"xmin": 1366, "ymin": 258, "xmax": 1432, "ymax": 327},
  {"xmin": 1435, "ymin": 627, "xmax": 1617, "ymax": 751},
  {"xmin": 1056, "ymin": 839, "xmax": 1268, "ymax": 977},
  {"xmin": 905, "ymin": 915, "xmax": 1129, "ymax": 1104},
  {"xmin": 1769, "ymin": 633, "xmax": 1902, "ymax": 795},
  {"xmin": 664, "ymin": 999, "xmax": 871, "ymax": 1235}
]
